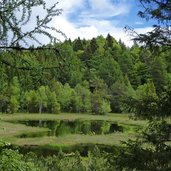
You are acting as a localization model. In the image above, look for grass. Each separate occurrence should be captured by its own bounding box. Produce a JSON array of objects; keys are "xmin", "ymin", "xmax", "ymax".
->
[
  {"xmin": 0, "ymin": 112, "xmax": 146, "ymax": 126},
  {"xmin": 0, "ymin": 113, "xmax": 145, "ymax": 148},
  {"xmin": 0, "ymin": 121, "xmax": 49, "ymax": 138},
  {"xmin": 11, "ymin": 133, "xmax": 135, "ymax": 147}
]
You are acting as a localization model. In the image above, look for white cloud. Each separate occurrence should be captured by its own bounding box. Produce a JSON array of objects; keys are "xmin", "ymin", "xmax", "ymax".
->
[
  {"xmin": 77, "ymin": 26, "xmax": 99, "ymax": 39},
  {"xmin": 83, "ymin": 0, "xmax": 131, "ymax": 18},
  {"xmin": 52, "ymin": 16, "xmax": 129, "ymax": 46},
  {"xmin": 135, "ymin": 27, "xmax": 153, "ymax": 34},
  {"xmin": 135, "ymin": 22, "xmax": 144, "ymax": 25},
  {"xmin": 58, "ymin": 0, "xmax": 85, "ymax": 15},
  {"xmin": 50, "ymin": 15, "xmax": 153, "ymax": 47},
  {"xmin": 50, "ymin": 0, "xmax": 136, "ymax": 46},
  {"xmin": 33, "ymin": 0, "xmax": 153, "ymax": 47},
  {"xmin": 51, "ymin": 17, "xmax": 99, "ymax": 40}
]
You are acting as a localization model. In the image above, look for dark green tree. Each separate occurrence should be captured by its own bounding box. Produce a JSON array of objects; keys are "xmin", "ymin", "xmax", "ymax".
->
[
  {"xmin": 97, "ymin": 51, "xmax": 122, "ymax": 87},
  {"xmin": 150, "ymin": 57, "xmax": 167, "ymax": 92},
  {"xmin": 105, "ymin": 34, "xmax": 114, "ymax": 49},
  {"xmin": 115, "ymin": 120, "xmax": 171, "ymax": 171},
  {"xmin": 90, "ymin": 78, "xmax": 111, "ymax": 115},
  {"xmin": 73, "ymin": 37, "xmax": 84, "ymax": 51},
  {"xmin": 115, "ymin": 1, "xmax": 171, "ymax": 170},
  {"xmin": 90, "ymin": 38, "xmax": 99, "ymax": 54},
  {"xmin": 131, "ymin": 0, "xmax": 171, "ymax": 47}
]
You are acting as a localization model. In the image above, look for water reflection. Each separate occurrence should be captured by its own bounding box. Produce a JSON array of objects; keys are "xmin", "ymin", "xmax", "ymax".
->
[{"xmin": 19, "ymin": 120, "xmax": 123, "ymax": 137}]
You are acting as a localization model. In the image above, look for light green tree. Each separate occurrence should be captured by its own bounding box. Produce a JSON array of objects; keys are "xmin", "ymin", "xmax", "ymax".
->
[
  {"xmin": 74, "ymin": 82, "xmax": 91, "ymax": 113},
  {"xmin": 24, "ymin": 90, "xmax": 39, "ymax": 113},
  {"xmin": 45, "ymin": 86, "xmax": 60, "ymax": 114},
  {"xmin": 3, "ymin": 77, "xmax": 21, "ymax": 113},
  {"xmin": 58, "ymin": 83, "xmax": 75, "ymax": 112}
]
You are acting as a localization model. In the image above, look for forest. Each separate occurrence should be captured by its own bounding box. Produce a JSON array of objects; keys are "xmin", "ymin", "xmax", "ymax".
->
[
  {"xmin": 1, "ymin": 35, "xmax": 171, "ymax": 116},
  {"xmin": 0, "ymin": 0, "xmax": 171, "ymax": 170}
]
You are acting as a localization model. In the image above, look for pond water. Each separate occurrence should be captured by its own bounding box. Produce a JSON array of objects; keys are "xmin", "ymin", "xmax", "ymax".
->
[
  {"xmin": 13, "ymin": 119, "xmax": 126, "ymax": 156},
  {"xmin": 19, "ymin": 120, "xmax": 123, "ymax": 137}
]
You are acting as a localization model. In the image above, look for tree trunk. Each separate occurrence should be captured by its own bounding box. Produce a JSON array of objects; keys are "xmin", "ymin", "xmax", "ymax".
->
[{"xmin": 39, "ymin": 99, "xmax": 43, "ymax": 114}]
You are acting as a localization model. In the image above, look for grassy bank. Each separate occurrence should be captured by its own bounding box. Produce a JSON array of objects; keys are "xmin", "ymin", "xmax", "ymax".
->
[
  {"xmin": 0, "ymin": 113, "xmax": 146, "ymax": 125},
  {"xmin": 0, "ymin": 113, "xmax": 146, "ymax": 149}
]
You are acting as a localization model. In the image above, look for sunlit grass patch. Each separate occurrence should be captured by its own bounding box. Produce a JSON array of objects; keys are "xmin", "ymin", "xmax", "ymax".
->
[{"xmin": 0, "ymin": 121, "xmax": 49, "ymax": 138}]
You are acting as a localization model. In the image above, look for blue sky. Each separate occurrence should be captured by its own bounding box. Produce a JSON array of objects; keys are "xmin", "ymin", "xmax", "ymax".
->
[
  {"xmin": 66, "ymin": 0, "xmax": 144, "ymax": 28},
  {"xmin": 48, "ymin": 0, "xmax": 154, "ymax": 46}
]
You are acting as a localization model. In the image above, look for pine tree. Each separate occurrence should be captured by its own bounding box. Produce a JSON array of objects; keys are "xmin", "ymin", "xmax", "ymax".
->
[
  {"xmin": 115, "ymin": 1, "xmax": 171, "ymax": 170},
  {"xmin": 73, "ymin": 37, "xmax": 84, "ymax": 51},
  {"xmin": 132, "ymin": 0, "xmax": 171, "ymax": 47}
]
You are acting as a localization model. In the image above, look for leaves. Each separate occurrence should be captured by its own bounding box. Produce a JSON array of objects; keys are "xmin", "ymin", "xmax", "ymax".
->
[{"xmin": 0, "ymin": 0, "xmax": 64, "ymax": 48}]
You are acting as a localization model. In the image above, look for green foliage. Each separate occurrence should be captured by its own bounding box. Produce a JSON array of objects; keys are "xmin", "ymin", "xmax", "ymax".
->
[
  {"xmin": 114, "ymin": 1, "xmax": 171, "ymax": 170},
  {"xmin": 124, "ymin": 81, "xmax": 159, "ymax": 119},
  {"xmin": 0, "ymin": 34, "xmax": 171, "ymax": 116},
  {"xmin": 0, "ymin": 149, "xmax": 39, "ymax": 171},
  {"xmin": 134, "ymin": 0, "xmax": 171, "ymax": 47},
  {"xmin": 16, "ymin": 147, "xmax": 112, "ymax": 171},
  {"xmin": 151, "ymin": 57, "xmax": 167, "ymax": 92},
  {"xmin": 24, "ymin": 90, "xmax": 39, "ymax": 113},
  {"xmin": 91, "ymin": 91, "xmax": 111, "ymax": 115},
  {"xmin": 136, "ymin": 80, "xmax": 157, "ymax": 99},
  {"xmin": 118, "ymin": 52, "xmax": 134, "ymax": 81},
  {"xmin": 90, "ymin": 38, "xmax": 99, "ymax": 54},
  {"xmin": 48, "ymin": 91, "xmax": 61, "ymax": 114},
  {"xmin": 0, "ymin": 0, "xmax": 63, "ymax": 48},
  {"xmin": 57, "ymin": 151, "xmax": 86, "ymax": 171},
  {"xmin": 0, "ymin": 140, "xmax": 11, "ymax": 150},
  {"xmin": 9, "ymin": 96, "xmax": 20, "ymax": 113},
  {"xmin": 97, "ymin": 54, "xmax": 122, "ymax": 87},
  {"xmin": 58, "ymin": 83, "xmax": 75, "ymax": 112},
  {"xmin": 101, "ymin": 122, "xmax": 111, "ymax": 134},
  {"xmin": 100, "ymin": 100, "xmax": 111, "ymax": 115},
  {"xmin": 23, "ymin": 85, "xmax": 61, "ymax": 114},
  {"xmin": 143, "ymin": 120, "xmax": 171, "ymax": 146},
  {"xmin": 87, "ymin": 146, "xmax": 110, "ymax": 171},
  {"xmin": 37, "ymin": 86, "xmax": 48, "ymax": 113},
  {"xmin": 158, "ymin": 90, "xmax": 171, "ymax": 117},
  {"xmin": 110, "ymin": 76, "xmax": 136, "ymax": 113},
  {"xmin": 74, "ymin": 82, "xmax": 91, "ymax": 113},
  {"xmin": 2, "ymin": 77, "xmax": 21, "ymax": 113},
  {"xmin": 73, "ymin": 37, "xmax": 84, "ymax": 51},
  {"xmin": 115, "ymin": 120, "xmax": 171, "ymax": 171}
]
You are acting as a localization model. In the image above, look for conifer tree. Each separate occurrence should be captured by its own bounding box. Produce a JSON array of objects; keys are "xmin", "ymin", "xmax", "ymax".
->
[
  {"xmin": 115, "ymin": 1, "xmax": 171, "ymax": 170},
  {"xmin": 131, "ymin": 0, "xmax": 171, "ymax": 47}
]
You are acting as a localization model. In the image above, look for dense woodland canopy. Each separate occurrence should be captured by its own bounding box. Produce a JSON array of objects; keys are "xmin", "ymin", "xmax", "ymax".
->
[
  {"xmin": 0, "ymin": 34, "xmax": 171, "ymax": 116},
  {"xmin": 0, "ymin": 0, "xmax": 171, "ymax": 117}
]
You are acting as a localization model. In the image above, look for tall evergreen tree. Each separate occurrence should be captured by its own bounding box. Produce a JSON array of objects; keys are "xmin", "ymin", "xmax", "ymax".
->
[
  {"xmin": 115, "ymin": 1, "xmax": 171, "ymax": 170},
  {"xmin": 73, "ymin": 37, "xmax": 84, "ymax": 51},
  {"xmin": 131, "ymin": 0, "xmax": 171, "ymax": 47},
  {"xmin": 90, "ymin": 38, "xmax": 99, "ymax": 54}
]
